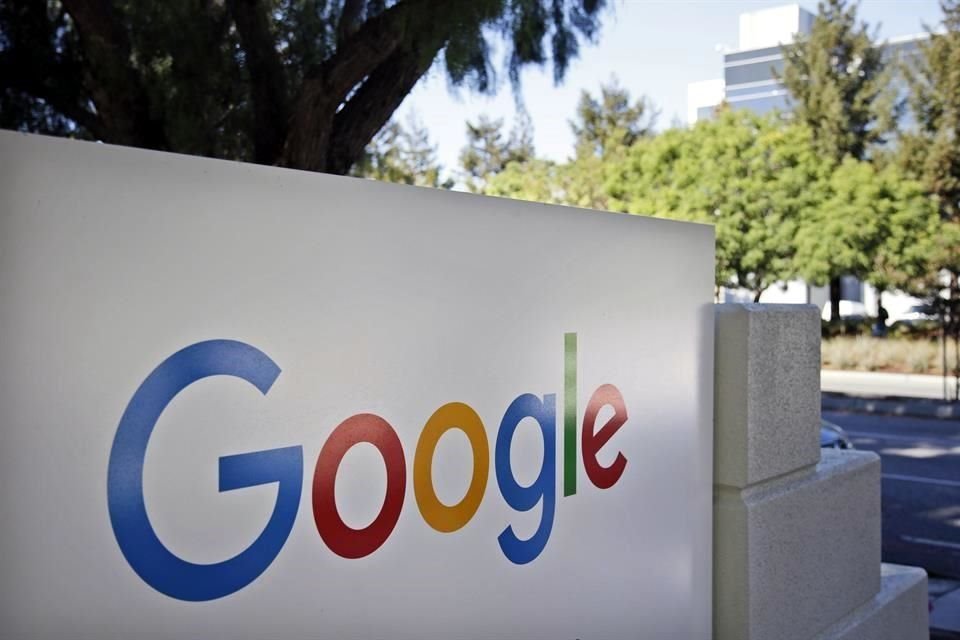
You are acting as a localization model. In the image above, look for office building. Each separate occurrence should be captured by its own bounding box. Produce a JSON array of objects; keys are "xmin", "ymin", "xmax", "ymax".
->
[
  {"xmin": 688, "ymin": 4, "xmax": 925, "ymax": 125},
  {"xmin": 686, "ymin": 4, "xmax": 928, "ymax": 321}
]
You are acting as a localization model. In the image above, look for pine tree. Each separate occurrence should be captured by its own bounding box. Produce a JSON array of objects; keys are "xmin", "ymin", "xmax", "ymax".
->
[
  {"xmin": 780, "ymin": 0, "xmax": 898, "ymax": 163},
  {"xmin": 351, "ymin": 114, "xmax": 453, "ymax": 189},
  {"xmin": 484, "ymin": 81, "xmax": 656, "ymax": 210},
  {"xmin": 352, "ymin": 114, "xmax": 453, "ymax": 188},
  {"xmin": 779, "ymin": 0, "xmax": 901, "ymax": 324},
  {"xmin": 459, "ymin": 113, "xmax": 535, "ymax": 192},
  {"xmin": 901, "ymin": 0, "xmax": 960, "ymax": 396},
  {"xmin": 570, "ymin": 78, "xmax": 657, "ymax": 159}
]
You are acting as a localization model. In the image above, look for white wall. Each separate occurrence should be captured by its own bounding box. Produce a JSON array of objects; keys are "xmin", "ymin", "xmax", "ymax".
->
[
  {"xmin": 687, "ymin": 78, "xmax": 725, "ymax": 124},
  {"xmin": 738, "ymin": 4, "xmax": 814, "ymax": 50}
]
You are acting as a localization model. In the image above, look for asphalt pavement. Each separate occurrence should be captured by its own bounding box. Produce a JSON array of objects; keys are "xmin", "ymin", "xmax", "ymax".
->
[{"xmin": 822, "ymin": 409, "xmax": 960, "ymax": 637}]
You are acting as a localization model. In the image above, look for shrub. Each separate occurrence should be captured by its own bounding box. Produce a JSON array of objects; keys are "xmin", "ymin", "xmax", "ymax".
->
[{"xmin": 821, "ymin": 336, "xmax": 950, "ymax": 375}]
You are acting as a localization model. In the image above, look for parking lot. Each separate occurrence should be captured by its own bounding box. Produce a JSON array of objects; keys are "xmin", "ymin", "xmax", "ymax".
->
[
  {"xmin": 824, "ymin": 410, "xmax": 960, "ymax": 578},
  {"xmin": 823, "ymin": 410, "xmax": 960, "ymax": 637}
]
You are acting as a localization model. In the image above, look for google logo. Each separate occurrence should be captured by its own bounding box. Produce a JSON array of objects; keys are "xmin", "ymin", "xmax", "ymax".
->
[{"xmin": 107, "ymin": 335, "xmax": 628, "ymax": 602}]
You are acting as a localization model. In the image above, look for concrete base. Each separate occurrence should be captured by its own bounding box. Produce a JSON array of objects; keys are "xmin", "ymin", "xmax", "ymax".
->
[
  {"xmin": 813, "ymin": 564, "xmax": 929, "ymax": 640},
  {"xmin": 715, "ymin": 450, "xmax": 881, "ymax": 640},
  {"xmin": 715, "ymin": 304, "xmax": 822, "ymax": 488},
  {"xmin": 713, "ymin": 305, "xmax": 929, "ymax": 640}
]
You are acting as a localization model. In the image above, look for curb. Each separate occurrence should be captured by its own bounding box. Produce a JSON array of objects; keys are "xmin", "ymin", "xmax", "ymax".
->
[{"xmin": 822, "ymin": 392, "xmax": 960, "ymax": 420}]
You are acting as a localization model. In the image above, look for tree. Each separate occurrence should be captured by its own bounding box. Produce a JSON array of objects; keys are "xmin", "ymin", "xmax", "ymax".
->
[
  {"xmin": 606, "ymin": 110, "xmax": 826, "ymax": 301},
  {"xmin": 484, "ymin": 158, "xmax": 563, "ymax": 203},
  {"xmin": 780, "ymin": 0, "xmax": 898, "ymax": 163},
  {"xmin": 459, "ymin": 112, "xmax": 535, "ymax": 192},
  {"xmin": 485, "ymin": 150, "xmax": 615, "ymax": 209},
  {"xmin": 562, "ymin": 79, "xmax": 656, "ymax": 208},
  {"xmin": 779, "ymin": 0, "xmax": 900, "ymax": 322},
  {"xmin": 0, "ymin": 0, "xmax": 608, "ymax": 175},
  {"xmin": 794, "ymin": 159, "xmax": 939, "ymax": 306},
  {"xmin": 484, "ymin": 81, "xmax": 656, "ymax": 209},
  {"xmin": 352, "ymin": 114, "xmax": 453, "ymax": 188},
  {"xmin": 900, "ymin": 0, "xmax": 960, "ymax": 395},
  {"xmin": 570, "ymin": 78, "xmax": 657, "ymax": 159},
  {"xmin": 901, "ymin": 0, "xmax": 960, "ymax": 259}
]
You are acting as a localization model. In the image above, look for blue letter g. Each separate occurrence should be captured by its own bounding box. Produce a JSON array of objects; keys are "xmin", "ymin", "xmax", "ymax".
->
[{"xmin": 107, "ymin": 340, "xmax": 302, "ymax": 601}]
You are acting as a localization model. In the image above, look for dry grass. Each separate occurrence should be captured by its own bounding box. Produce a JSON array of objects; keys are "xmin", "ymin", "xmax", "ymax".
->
[{"xmin": 822, "ymin": 337, "xmax": 958, "ymax": 374}]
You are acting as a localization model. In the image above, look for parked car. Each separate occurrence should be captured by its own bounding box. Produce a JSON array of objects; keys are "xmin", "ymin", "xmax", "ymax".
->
[
  {"xmin": 887, "ymin": 303, "xmax": 938, "ymax": 328},
  {"xmin": 820, "ymin": 419, "xmax": 854, "ymax": 449},
  {"xmin": 821, "ymin": 300, "xmax": 869, "ymax": 323}
]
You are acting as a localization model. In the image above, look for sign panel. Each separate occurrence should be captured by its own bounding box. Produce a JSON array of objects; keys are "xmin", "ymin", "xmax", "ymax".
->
[{"xmin": 0, "ymin": 131, "xmax": 714, "ymax": 639}]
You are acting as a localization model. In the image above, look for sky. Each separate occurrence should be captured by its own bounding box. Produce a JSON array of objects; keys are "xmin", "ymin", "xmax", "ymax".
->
[{"xmin": 395, "ymin": 0, "xmax": 944, "ymax": 176}]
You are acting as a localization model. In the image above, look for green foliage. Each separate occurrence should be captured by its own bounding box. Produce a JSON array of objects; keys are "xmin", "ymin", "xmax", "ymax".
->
[
  {"xmin": 352, "ymin": 114, "xmax": 453, "ymax": 188},
  {"xmin": 900, "ymin": 0, "xmax": 960, "ymax": 282},
  {"xmin": 0, "ymin": 0, "xmax": 608, "ymax": 174},
  {"xmin": 779, "ymin": 0, "xmax": 899, "ymax": 162},
  {"xmin": 485, "ymin": 153, "xmax": 611, "ymax": 209},
  {"xmin": 485, "ymin": 103, "xmax": 938, "ymax": 306},
  {"xmin": 484, "ymin": 80, "xmax": 655, "ymax": 209},
  {"xmin": 898, "ymin": 1, "xmax": 960, "ymax": 396},
  {"xmin": 794, "ymin": 159, "xmax": 939, "ymax": 293},
  {"xmin": 779, "ymin": 0, "xmax": 900, "ymax": 324},
  {"xmin": 555, "ymin": 151, "xmax": 610, "ymax": 209},
  {"xmin": 484, "ymin": 158, "xmax": 564, "ymax": 203},
  {"xmin": 607, "ymin": 109, "xmax": 825, "ymax": 300},
  {"xmin": 459, "ymin": 112, "xmax": 535, "ymax": 192},
  {"xmin": 570, "ymin": 78, "xmax": 657, "ymax": 159}
]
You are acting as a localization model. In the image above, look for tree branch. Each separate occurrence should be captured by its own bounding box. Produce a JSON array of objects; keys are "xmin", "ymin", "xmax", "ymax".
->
[
  {"xmin": 312, "ymin": 0, "xmax": 428, "ymax": 98},
  {"xmin": 279, "ymin": 0, "xmax": 429, "ymax": 170},
  {"xmin": 60, "ymin": 0, "xmax": 165, "ymax": 148},
  {"xmin": 225, "ymin": 0, "xmax": 289, "ymax": 163},
  {"xmin": 282, "ymin": 0, "xmax": 475, "ymax": 171},
  {"xmin": 337, "ymin": 0, "xmax": 366, "ymax": 45},
  {"xmin": 326, "ymin": 43, "xmax": 441, "ymax": 175},
  {"xmin": 0, "ymin": 51, "xmax": 106, "ymax": 139},
  {"xmin": 0, "ymin": 2, "xmax": 106, "ymax": 138}
]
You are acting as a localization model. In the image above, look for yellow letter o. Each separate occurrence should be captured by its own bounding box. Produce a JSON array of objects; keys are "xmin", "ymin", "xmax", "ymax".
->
[{"xmin": 414, "ymin": 402, "xmax": 489, "ymax": 533}]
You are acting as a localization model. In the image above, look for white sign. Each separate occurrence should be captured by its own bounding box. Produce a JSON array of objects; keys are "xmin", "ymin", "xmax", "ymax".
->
[{"xmin": 0, "ymin": 131, "xmax": 715, "ymax": 639}]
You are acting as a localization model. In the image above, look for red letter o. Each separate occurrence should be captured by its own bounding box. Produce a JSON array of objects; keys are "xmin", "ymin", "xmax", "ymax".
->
[{"xmin": 312, "ymin": 413, "xmax": 406, "ymax": 559}]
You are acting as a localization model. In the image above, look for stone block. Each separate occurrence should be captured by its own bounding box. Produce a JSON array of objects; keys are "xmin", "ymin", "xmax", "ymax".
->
[
  {"xmin": 714, "ymin": 450, "xmax": 881, "ymax": 640},
  {"xmin": 715, "ymin": 303, "xmax": 822, "ymax": 488},
  {"xmin": 814, "ymin": 563, "xmax": 928, "ymax": 639}
]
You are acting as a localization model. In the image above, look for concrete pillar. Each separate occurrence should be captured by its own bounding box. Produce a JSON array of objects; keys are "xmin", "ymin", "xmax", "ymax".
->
[{"xmin": 713, "ymin": 304, "xmax": 928, "ymax": 640}]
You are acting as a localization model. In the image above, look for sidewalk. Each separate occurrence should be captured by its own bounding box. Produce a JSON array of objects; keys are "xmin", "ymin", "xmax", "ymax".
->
[
  {"xmin": 822, "ymin": 369, "xmax": 959, "ymax": 400},
  {"xmin": 821, "ymin": 369, "xmax": 960, "ymax": 419}
]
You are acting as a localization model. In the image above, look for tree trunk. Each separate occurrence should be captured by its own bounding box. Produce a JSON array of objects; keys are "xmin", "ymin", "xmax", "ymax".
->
[
  {"xmin": 753, "ymin": 289, "xmax": 763, "ymax": 303},
  {"xmin": 829, "ymin": 277, "xmax": 842, "ymax": 329},
  {"xmin": 943, "ymin": 307, "xmax": 949, "ymax": 402},
  {"xmin": 62, "ymin": 0, "xmax": 167, "ymax": 150},
  {"xmin": 280, "ymin": 82, "xmax": 338, "ymax": 172},
  {"xmin": 952, "ymin": 271, "xmax": 959, "ymax": 402},
  {"xmin": 954, "ymin": 322, "xmax": 959, "ymax": 402},
  {"xmin": 227, "ymin": 0, "xmax": 290, "ymax": 164}
]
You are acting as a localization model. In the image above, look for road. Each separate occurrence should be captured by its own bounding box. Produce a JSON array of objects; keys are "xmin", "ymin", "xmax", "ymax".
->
[{"xmin": 823, "ymin": 410, "xmax": 960, "ymax": 579}]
